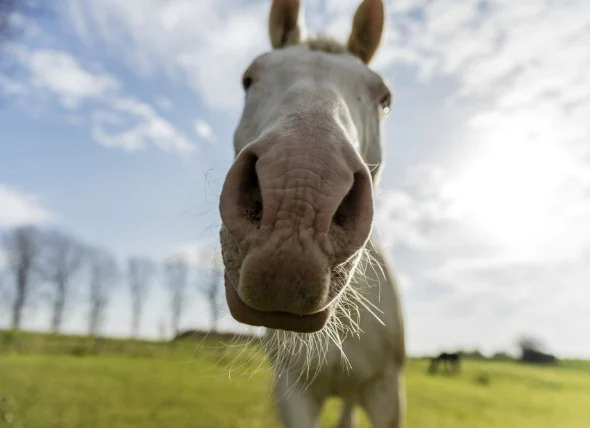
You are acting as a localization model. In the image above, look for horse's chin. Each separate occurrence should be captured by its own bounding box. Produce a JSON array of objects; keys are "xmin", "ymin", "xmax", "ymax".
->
[
  {"xmin": 220, "ymin": 227, "xmax": 365, "ymax": 335},
  {"xmin": 225, "ymin": 280, "xmax": 333, "ymax": 333}
]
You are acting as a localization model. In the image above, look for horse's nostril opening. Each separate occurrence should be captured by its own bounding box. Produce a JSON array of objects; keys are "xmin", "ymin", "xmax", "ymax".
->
[
  {"xmin": 333, "ymin": 172, "xmax": 364, "ymax": 230},
  {"xmin": 237, "ymin": 153, "xmax": 263, "ymax": 227}
]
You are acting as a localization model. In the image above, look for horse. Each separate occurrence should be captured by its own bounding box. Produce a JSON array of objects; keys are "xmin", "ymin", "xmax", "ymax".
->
[
  {"xmin": 428, "ymin": 352, "xmax": 461, "ymax": 375},
  {"xmin": 218, "ymin": 1, "xmax": 406, "ymax": 426}
]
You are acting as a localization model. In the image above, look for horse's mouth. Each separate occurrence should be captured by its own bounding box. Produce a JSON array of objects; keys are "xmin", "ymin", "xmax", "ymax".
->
[{"xmin": 225, "ymin": 282, "xmax": 332, "ymax": 333}]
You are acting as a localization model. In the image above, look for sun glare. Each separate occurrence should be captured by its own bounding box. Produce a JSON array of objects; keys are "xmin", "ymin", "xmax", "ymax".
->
[{"xmin": 443, "ymin": 113, "xmax": 578, "ymax": 258}]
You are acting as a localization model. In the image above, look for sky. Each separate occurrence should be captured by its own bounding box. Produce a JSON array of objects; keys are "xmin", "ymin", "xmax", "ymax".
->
[{"xmin": 1, "ymin": 0, "xmax": 589, "ymax": 358}]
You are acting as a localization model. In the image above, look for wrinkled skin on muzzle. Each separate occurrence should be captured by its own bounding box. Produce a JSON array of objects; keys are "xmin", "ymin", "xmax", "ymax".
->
[{"xmin": 220, "ymin": 113, "xmax": 374, "ymax": 332}]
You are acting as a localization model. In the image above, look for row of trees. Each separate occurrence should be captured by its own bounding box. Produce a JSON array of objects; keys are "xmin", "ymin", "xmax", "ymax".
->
[{"xmin": 0, "ymin": 225, "xmax": 224, "ymax": 338}]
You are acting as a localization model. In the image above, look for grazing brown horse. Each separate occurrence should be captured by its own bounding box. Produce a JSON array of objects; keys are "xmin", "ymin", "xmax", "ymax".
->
[{"xmin": 218, "ymin": 1, "xmax": 405, "ymax": 426}]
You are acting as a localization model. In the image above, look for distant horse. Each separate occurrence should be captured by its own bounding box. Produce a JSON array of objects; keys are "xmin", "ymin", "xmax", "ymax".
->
[{"xmin": 428, "ymin": 352, "xmax": 461, "ymax": 375}]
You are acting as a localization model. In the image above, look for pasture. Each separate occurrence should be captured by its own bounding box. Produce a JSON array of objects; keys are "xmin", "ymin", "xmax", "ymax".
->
[{"xmin": 0, "ymin": 331, "xmax": 589, "ymax": 428}]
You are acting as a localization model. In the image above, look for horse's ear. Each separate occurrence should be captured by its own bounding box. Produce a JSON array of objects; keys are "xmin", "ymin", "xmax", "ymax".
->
[
  {"xmin": 268, "ymin": 0, "xmax": 305, "ymax": 49},
  {"xmin": 347, "ymin": 0, "xmax": 385, "ymax": 64}
]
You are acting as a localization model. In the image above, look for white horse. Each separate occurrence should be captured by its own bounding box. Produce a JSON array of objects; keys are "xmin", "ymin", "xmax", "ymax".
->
[{"xmin": 218, "ymin": 1, "xmax": 406, "ymax": 426}]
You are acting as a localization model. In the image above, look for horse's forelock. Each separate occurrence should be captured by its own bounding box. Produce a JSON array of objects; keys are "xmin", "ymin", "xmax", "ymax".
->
[{"xmin": 302, "ymin": 35, "xmax": 348, "ymax": 55}]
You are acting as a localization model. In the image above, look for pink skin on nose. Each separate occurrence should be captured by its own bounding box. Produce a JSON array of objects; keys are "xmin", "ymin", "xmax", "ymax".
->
[{"xmin": 219, "ymin": 118, "xmax": 374, "ymax": 333}]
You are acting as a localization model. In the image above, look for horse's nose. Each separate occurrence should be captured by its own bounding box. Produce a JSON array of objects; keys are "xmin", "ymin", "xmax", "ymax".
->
[
  {"xmin": 219, "ymin": 134, "xmax": 374, "ymax": 263},
  {"xmin": 218, "ymin": 127, "xmax": 373, "ymax": 322}
]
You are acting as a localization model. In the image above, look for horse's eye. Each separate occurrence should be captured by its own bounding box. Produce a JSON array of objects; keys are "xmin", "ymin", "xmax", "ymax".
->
[
  {"xmin": 379, "ymin": 92, "xmax": 392, "ymax": 114},
  {"xmin": 242, "ymin": 76, "xmax": 253, "ymax": 91}
]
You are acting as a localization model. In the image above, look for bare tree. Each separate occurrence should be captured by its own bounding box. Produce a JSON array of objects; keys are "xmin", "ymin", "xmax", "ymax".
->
[
  {"xmin": 87, "ymin": 247, "xmax": 118, "ymax": 337},
  {"xmin": 127, "ymin": 257, "xmax": 155, "ymax": 338},
  {"xmin": 164, "ymin": 260, "xmax": 188, "ymax": 337},
  {"xmin": 2, "ymin": 225, "xmax": 40, "ymax": 330},
  {"xmin": 37, "ymin": 230, "xmax": 84, "ymax": 333},
  {"xmin": 517, "ymin": 335, "xmax": 556, "ymax": 365},
  {"xmin": 198, "ymin": 268, "xmax": 223, "ymax": 333},
  {"xmin": 518, "ymin": 336, "xmax": 545, "ymax": 353}
]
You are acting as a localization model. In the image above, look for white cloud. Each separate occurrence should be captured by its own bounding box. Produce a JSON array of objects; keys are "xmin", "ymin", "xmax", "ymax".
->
[
  {"xmin": 394, "ymin": 271, "xmax": 413, "ymax": 292},
  {"xmin": 63, "ymin": 0, "xmax": 269, "ymax": 113},
  {"xmin": 378, "ymin": 156, "xmax": 590, "ymax": 356},
  {"xmin": 323, "ymin": 0, "xmax": 359, "ymax": 15},
  {"xmin": 2, "ymin": 45, "xmax": 196, "ymax": 156},
  {"xmin": 380, "ymin": 147, "xmax": 590, "ymax": 262},
  {"xmin": 424, "ymin": 250, "xmax": 590, "ymax": 351},
  {"xmin": 386, "ymin": 0, "xmax": 590, "ymax": 109},
  {"xmin": 0, "ymin": 184, "xmax": 55, "ymax": 228},
  {"xmin": 0, "ymin": 74, "xmax": 27, "ymax": 96},
  {"xmin": 376, "ymin": 190, "xmax": 440, "ymax": 249},
  {"xmin": 92, "ymin": 98, "xmax": 195, "ymax": 155},
  {"xmin": 16, "ymin": 47, "xmax": 119, "ymax": 109},
  {"xmin": 375, "ymin": 0, "xmax": 590, "ymax": 265},
  {"xmin": 60, "ymin": 0, "xmax": 590, "ymax": 119},
  {"xmin": 194, "ymin": 119, "xmax": 215, "ymax": 143},
  {"xmin": 155, "ymin": 96, "xmax": 173, "ymax": 111},
  {"xmin": 443, "ymin": 139, "xmax": 589, "ymax": 261},
  {"xmin": 375, "ymin": 164, "xmax": 453, "ymax": 250},
  {"xmin": 61, "ymin": 0, "xmax": 444, "ymax": 114}
]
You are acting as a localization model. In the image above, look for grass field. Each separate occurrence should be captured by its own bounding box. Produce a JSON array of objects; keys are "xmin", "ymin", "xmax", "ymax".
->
[{"xmin": 1, "ymin": 331, "xmax": 589, "ymax": 428}]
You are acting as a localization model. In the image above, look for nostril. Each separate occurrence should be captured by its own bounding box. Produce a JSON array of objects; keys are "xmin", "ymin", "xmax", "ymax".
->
[
  {"xmin": 237, "ymin": 153, "xmax": 263, "ymax": 227},
  {"xmin": 333, "ymin": 172, "xmax": 366, "ymax": 230}
]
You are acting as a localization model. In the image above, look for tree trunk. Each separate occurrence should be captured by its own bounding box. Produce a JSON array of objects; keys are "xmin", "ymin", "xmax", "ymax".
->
[
  {"xmin": 210, "ymin": 301, "xmax": 218, "ymax": 333},
  {"xmin": 11, "ymin": 269, "xmax": 27, "ymax": 330},
  {"xmin": 51, "ymin": 298, "xmax": 64, "ymax": 333},
  {"xmin": 89, "ymin": 303, "xmax": 100, "ymax": 337},
  {"xmin": 11, "ymin": 293, "xmax": 24, "ymax": 330},
  {"xmin": 131, "ymin": 306, "xmax": 141, "ymax": 338}
]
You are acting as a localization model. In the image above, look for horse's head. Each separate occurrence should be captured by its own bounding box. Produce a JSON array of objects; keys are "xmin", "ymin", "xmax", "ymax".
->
[{"xmin": 219, "ymin": 0, "xmax": 390, "ymax": 334}]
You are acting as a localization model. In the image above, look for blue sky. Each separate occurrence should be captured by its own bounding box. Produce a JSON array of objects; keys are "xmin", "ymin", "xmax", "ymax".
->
[{"xmin": 1, "ymin": 0, "xmax": 589, "ymax": 358}]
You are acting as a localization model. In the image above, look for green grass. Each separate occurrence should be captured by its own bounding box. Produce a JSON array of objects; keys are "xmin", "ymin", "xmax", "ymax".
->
[{"xmin": 1, "ymin": 331, "xmax": 589, "ymax": 427}]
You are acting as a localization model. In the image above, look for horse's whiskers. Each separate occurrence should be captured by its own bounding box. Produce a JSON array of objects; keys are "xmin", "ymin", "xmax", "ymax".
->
[{"xmin": 221, "ymin": 246, "xmax": 386, "ymax": 389}]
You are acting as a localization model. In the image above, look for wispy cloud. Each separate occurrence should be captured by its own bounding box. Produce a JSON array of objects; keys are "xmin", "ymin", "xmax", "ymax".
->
[
  {"xmin": 383, "ymin": 0, "xmax": 590, "ymax": 146},
  {"xmin": 375, "ymin": 164, "xmax": 453, "ymax": 250},
  {"xmin": 59, "ymin": 0, "xmax": 590, "ymax": 124},
  {"xmin": 2, "ymin": 45, "xmax": 196, "ymax": 156},
  {"xmin": 0, "ymin": 184, "xmax": 55, "ymax": 228},
  {"xmin": 93, "ymin": 98, "xmax": 195, "ymax": 155},
  {"xmin": 63, "ymin": 0, "xmax": 269, "ymax": 113},
  {"xmin": 155, "ymin": 96, "xmax": 173, "ymax": 111},
  {"xmin": 0, "ymin": 74, "xmax": 27, "ymax": 96},
  {"xmin": 60, "ymin": 0, "xmax": 435, "ymax": 114},
  {"xmin": 18, "ymin": 47, "xmax": 119, "ymax": 109},
  {"xmin": 374, "ymin": 0, "xmax": 590, "ymax": 263},
  {"xmin": 194, "ymin": 119, "xmax": 215, "ymax": 143}
]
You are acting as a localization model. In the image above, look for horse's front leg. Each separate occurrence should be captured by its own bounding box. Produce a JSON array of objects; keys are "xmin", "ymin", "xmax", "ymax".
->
[
  {"xmin": 273, "ymin": 373, "xmax": 325, "ymax": 428},
  {"xmin": 359, "ymin": 367, "xmax": 405, "ymax": 428}
]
